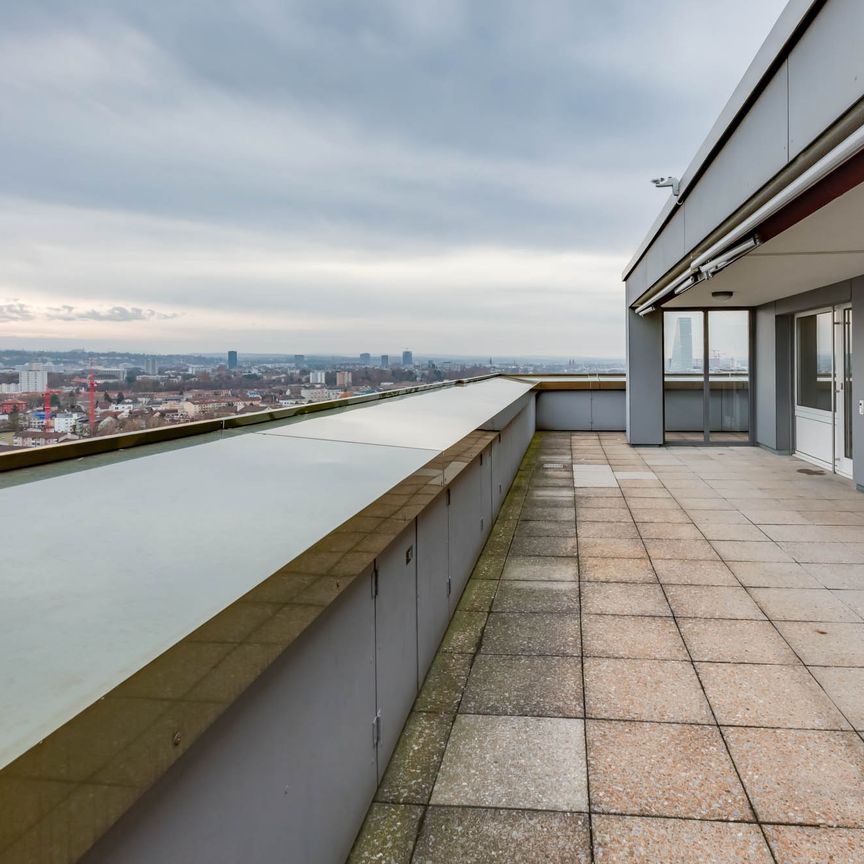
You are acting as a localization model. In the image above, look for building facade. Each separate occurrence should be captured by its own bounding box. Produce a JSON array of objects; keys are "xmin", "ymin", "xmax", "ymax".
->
[{"xmin": 625, "ymin": 0, "xmax": 864, "ymax": 490}]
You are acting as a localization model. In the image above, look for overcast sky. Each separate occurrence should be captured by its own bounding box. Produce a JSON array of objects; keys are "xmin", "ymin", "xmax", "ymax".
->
[{"xmin": 0, "ymin": 0, "xmax": 788, "ymax": 357}]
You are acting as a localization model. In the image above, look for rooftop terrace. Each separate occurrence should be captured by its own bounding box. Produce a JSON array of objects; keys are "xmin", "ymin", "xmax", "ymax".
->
[{"xmin": 350, "ymin": 432, "xmax": 864, "ymax": 863}]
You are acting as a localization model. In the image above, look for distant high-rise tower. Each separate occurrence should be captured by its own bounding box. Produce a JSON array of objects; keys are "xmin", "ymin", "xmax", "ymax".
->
[
  {"xmin": 402, "ymin": 350, "xmax": 413, "ymax": 367},
  {"xmin": 144, "ymin": 356, "xmax": 159, "ymax": 375},
  {"xmin": 227, "ymin": 350, "xmax": 238, "ymax": 370},
  {"xmin": 360, "ymin": 352, "xmax": 371, "ymax": 365},
  {"xmin": 380, "ymin": 354, "xmax": 389, "ymax": 369},
  {"xmin": 670, "ymin": 318, "xmax": 694, "ymax": 372},
  {"xmin": 336, "ymin": 371, "xmax": 352, "ymax": 388}
]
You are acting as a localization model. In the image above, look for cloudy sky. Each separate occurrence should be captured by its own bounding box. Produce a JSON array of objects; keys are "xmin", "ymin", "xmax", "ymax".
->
[{"xmin": 0, "ymin": 0, "xmax": 788, "ymax": 357}]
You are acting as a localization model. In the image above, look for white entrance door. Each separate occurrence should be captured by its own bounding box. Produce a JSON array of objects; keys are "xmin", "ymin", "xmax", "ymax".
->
[
  {"xmin": 794, "ymin": 306, "xmax": 854, "ymax": 477},
  {"xmin": 834, "ymin": 304, "xmax": 853, "ymax": 478}
]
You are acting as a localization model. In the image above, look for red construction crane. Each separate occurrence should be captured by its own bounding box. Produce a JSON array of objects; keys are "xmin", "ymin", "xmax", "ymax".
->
[
  {"xmin": 88, "ymin": 367, "xmax": 97, "ymax": 434},
  {"xmin": 42, "ymin": 389, "xmax": 60, "ymax": 433}
]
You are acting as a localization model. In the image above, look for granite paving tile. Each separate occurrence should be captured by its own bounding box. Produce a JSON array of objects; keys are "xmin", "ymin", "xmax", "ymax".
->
[
  {"xmin": 456, "ymin": 579, "xmax": 498, "ymax": 612},
  {"xmin": 644, "ymin": 538, "xmax": 720, "ymax": 560},
  {"xmin": 723, "ymin": 727, "xmax": 864, "ymax": 827},
  {"xmin": 501, "ymin": 556, "xmax": 579, "ymax": 581},
  {"xmin": 809, "ymin": 666, "xmax": 864, "ymax": 729},
  {"xmin": 582, "ymin": 614, "xmax": 688, "ymax": 660},
  {"xmin": 585, "ymin": 658, "xmax": 712, "ymax": 723},
  {"xmin": 775, "ymin": 622, "xmax": 864, "ymax": 666},
  {"xmin": 697, "ymin": 662, "xmax": 850, "ymax": 729},
  {"xmin": 481, "ymin": 612, "xmax": 582, "ymax": 655},
  {"xmin": 763, "ymin": 824, "xmax": 864, "ymax": 863},
  {"xmin": 492, "ymin": 580, "xmax": 580, "ymax": 613},
  {"xmin": 509, "ymin": 535, "xmax": 579, "ymax": 557},
  {"xmin": 587, "ymin": 719, "xmax": 753, "ymax": 820},
  {"xmin": 803, "ymin": 563, "xmax": 864, "ymax": 589},
  {"xmin": 727, "ymin": 561, "xmax": 820, "ymax": 588},
  {"xmin": 577, "ymin": 538, "xmax": 648, "ymax": 559},
  {"xmin": 460, "ymin": 654, "xmax": 583, "ymax": 717},
  {"xmin": 582, "ymin": 583, "xmax": 671, "ymax": 616},
  {"xmin": 652, "ymin": 559, "xmax": 738, "ymax": 585},
  {"xmin": 415, "ymin": 653, "xmax": 473, "ymax": 715},
  {"xmin": 592, "ymin": 815, "xmax": 772, "ymax": 864},
  {"xmin": 678, "ymin": 619, "xmax": 800, "ymax": 664},
  {"xmin": 347, "ymin": 803, "xmax": 423, "ymax": 864},
  {"xmin": 748, "ymin": 587, "xmax": 861, "ymax": 622},
  {"xmin": 664, "ymin": 585, "xmax": 766, "ymax": 620},
  {"xmin": 440, "ymin": 611, "xmax": 487, "ymax": 654},
  {"xmin": 636, "ymin": 522, "xmax": 703, "ymax": 539},
  {"xmin": 430, "ymin": 715, "xmax": 588, "ymax": 811},
  {"xmin": 577, "ymin": 521, "xmax": 641, "ymax": 539},
  {"xmin": 710, "ymin": 541, "xmax": 795, "ymax": 562},
  {"xmin": 579, "ymin": 557, "xmax": 657, "ymax": 583}
]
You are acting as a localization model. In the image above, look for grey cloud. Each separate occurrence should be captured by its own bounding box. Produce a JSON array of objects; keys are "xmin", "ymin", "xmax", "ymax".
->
[
  {"xmin": 0, "ymin": 301, "xmax": 34, "ymax": 322},
  {"xmin": 44, "ymin": 305, "xmax": 180, "ymax": 322}
]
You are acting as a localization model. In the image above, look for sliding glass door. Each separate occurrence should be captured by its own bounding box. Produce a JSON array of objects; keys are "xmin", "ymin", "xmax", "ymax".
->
[{"xmin": 663, "ymin": 309, "xmax": 751, "ymax": 444}]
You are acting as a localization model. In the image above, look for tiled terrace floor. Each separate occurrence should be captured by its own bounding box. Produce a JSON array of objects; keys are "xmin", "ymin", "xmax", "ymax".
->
[{"xmin": 349, "ymin": 432, "xmax": 864, "ymax": 863}]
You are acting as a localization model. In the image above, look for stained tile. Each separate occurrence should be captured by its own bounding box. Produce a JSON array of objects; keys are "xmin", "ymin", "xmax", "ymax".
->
[
  {"xmin": 492, "ymin": 580, "xmax": 580, "ymax": 613},
  {"xmin": 678, "ymin": 619, "xmax": 799, "ymax": 664},
  {"xmin": 415, "ymin": 653, "xmax": 473, "ymax": 715},
  {"xmin": 431, "ymin": 715, "xmax": 588, "ymax": 811},
  {"xmin": 776, "ymin": 622, "xmax": 864, "ymax": 666},
  {"xmin": 587, "ymin": 720, "xmax": 752, "ymax": 820},
  {"xmin": 585, "ymin": 658, "xmax": 711, "ymax": 723},
  {"xmin": 764, "ymin": 825, "xmax": 864, "ymax": 863},
  {"xmin": 348, "ymin": 803, "xmax": 423, "ymax": 864},
  {"xmin": 724, "ymin": 727, "xmax": 864, "ymax": 827},
  {"xmin": 664, "ymin": 585, "xmax": 765, "ymax": 620},
  {"xmin": 582, "ymin": 583, "xmax": 671, "ymax": 617},
  {"xmin": 457, "ymin": 579, "xmax": 498, "ymax": 612},
  {"xmin": 440, "ymin": 611, "xmax": 487, "ymax": 654},
  {"xmin": 593, "ymin": 815, "xmax": 772, "ymax": 864},
  {"xmin": 697, "ymin": 663, "xmax": 849, "ymax": 729},
  {"xmin": 501, "ymin": 556, "xmax": 579, "ymax": 581},
  {"xmin": 509, "ymin": 535, "xmax": 579, "ymax": 557},
  {"xmin": 412, "ymin": 808, "xmax": 591, "ymax": 864},
  {"xmin": 481, "ymin": 612, "xmax": 581, "ymax": 656},
  {"xmin": 582, "ymin": 614, "xmax": 688, "ymax": 660},
  {"xmin": 460, "ymin": 654, "xmax": 583, "ymax": 717}
]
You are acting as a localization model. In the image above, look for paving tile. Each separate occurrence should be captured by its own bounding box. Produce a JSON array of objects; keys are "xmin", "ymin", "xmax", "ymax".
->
[
  {"xmin": 727, "ymin": 561, "xmax": 821, "ymax": 588},
  {"xmin": 481, "ymin": 612, "xmax": 581, "ymax": 656},
  {"xmin": 809, "ymin": 667, "xmax": 864, "ymax": 730},
  {"xmin": 430, "ymin": 715, "xmax": 588, "ymax": 811},
  {"xmin": 631, "ymin": 508, "xmax": 692, "ymax": 523},
  {"xmin": 835, "ymin": 589, "xmax": 864, "ymax": 618},
  {"xmin": 776, "ymin": 622, "xmax": 864, "ymax": 666},
  {"xmin": 585, "ymin": 658, "xmax": 712, "ymax": 723},
  {"xmin": 509, "ymin": 535, "xmax": 579, "ymax": 557},
  {"xmin": 636, "ymin": 522, "xmax": 703, "ymax": 539},
  {"xmin": 697, "ymin": 663, "xmax": 849, "ymax": 729},
  {"xmin": 748, "ymin": 588, "xmax": 861, "ymax": 622},
  {"xmin": 664, "ymin": 585, "xmax": 766, "ymax": 620},
  {"xmin": 593, "ymin": 815, "xmax": 772, "ymax": 864},
  {"xmin": 578, "ymin": 538, "xmax": 648, "ymax": 559},
  {"xmin": 514, "ymin": 520, "xmax": 577, "ymax": 538},
  {"xmin": 644, "ymin": 538, "xmax": 720, "ymax": 560},
  {"xmin": 456, "ymin": 579, "xmax": 497, "ymax": 612},
  {"xmin": 652, "ymin": 559, "xmax": 737, "ymax": 585},
  {"xmin": 710, "ymin": 540, "xmax": 795, "ymax": 562},
  {"xmin": 519, "ymin": 506, "xmax": 576, "ymax": 522},
  {"xmin": 577, "ymin": 521, "xmax": 640, "ymax": 539},
  {"xmin": 376, "ymin": 712, "xmax": 453, "ymax": 804},
  {"xmin": 470, "ymin": 555, "xmax": 505, "ymax": 580},
  {"xmin": 492, "ymin": 580, "xmax": 580, "ymax": 613},
  {"xmin": 779, "ymin": 542, "xmax": 864, "ymax": 564},
  {"xmin": 412, "ymin": 808, "xmax": 591, "ymax": 864},
  {"xmin": 764, "ymin": 824, "xmax": 864, "ymax": 863},
  {"xmin": 724, "ymin": 727, "xmax": 864, "ymax": 827},
  {"xmin": 460, "ymin": 654, "xmax": 583, "ymax": 717},
  {"xmin": 579, "ymin": 558, "xmax": 657, "ymax": 583},
  {"xmin": 582, "ymin": 614, "xmax": 688, "ymax": 660},
  {"xmin": 415, "ymin": 653, "xmax": 473, "ymax": 715},
  {"xmin": 582, "ymin": 583, "xmax": 671, "ymax": 616},
  {"xmin": 803, "ymin": 563, "xmax": 864, "ymax": 589},
  {"xmin": 440, "ymin": 611, "xmax": 487, "ymax": 654},
  {"xmin": 347, "ymin": 803, "xmax": 424, "ymax": 864},
  {"xmin": 501, "ymin": 556, "xmax": 578, "ymax": 581},
  {"xmin": 699, "ymin": 523, "xmax": 771, "ymax": 541},
  {"xmin": 587, "ymin": 720, "xmax": 752, "ymax": 820},
  {"xmin": 576, "ymin": 508, "xmax": 634, "ymax": 522},
  {"xmin": 678, "ymin": 619, "xmax": 800, "ymax": 664}
]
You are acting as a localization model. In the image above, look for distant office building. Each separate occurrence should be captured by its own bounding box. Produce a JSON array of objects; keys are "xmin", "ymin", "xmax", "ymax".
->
[
  {"xmin": 359, "ymin": 353, "xmax": 371, "ymax": 365},
  {"xmin": 402, "ymin": 350, "xmax": 413, "ymax": 367},
  {"xmin": 336, "ymin": 371, "xmax": 352, "ymax": 388},
  {"xmin": 309, "ymin": 370, "xmax": 326, "ymax": 385},
  {"xmin": 670, "ymin": 318, "xmax": 694, "ymax": 372},
  {"xmin": 18, "ymin": 368, "xmax": 48, "ymax": 393},
  {"xmin": 380, "ymin": 354, "xmax": 389, "ymax": 368},
  {"xmin": 144, "ymin": 356, "xmax": 159, "ymax": 375},
  {"xmin": 227, "ymin": 350, "xmax": 238, "ymax": 370}
]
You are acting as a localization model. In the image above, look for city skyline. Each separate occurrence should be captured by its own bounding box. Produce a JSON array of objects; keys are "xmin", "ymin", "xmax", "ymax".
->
[{"xmin": 0, "ymin": 1, "xmax": 786, "ymax": 355}]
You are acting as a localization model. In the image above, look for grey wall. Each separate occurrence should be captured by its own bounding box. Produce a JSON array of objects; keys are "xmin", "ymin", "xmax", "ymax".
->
[
  {"xmin": 536, "ymin": 390, "xmax": 625, "ymax": 431},
  {"xmin": 83, "ymin": 402, "xmax": 534, "ymax": 864},
  {"xmin": 852, "ymin": 277, "xmax": 864, "ymax": 491}
]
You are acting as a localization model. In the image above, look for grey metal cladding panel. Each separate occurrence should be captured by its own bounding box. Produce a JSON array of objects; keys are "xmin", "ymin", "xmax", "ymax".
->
[
  {"xmin": 590, "ymin": 391, "xmax": 627, "ymax": 431},
  {"xmin": 481, "ymin": 392, "xmax": 532, "ymax": 432},
  {"xmin": 684, "ymin": 67, "xmax": 789, "ymax": 250},
  {"xmin": 448, "ymin": 459, "xmax": 484, "ymax": 613},
  {"xmin": 755, "ymin": 305, "xmax": 779, "ymax": 450},
  {"xmin": 374, "ymin": 522, "xmax": 419, "ymax": 778},
  {"xmin": 416, "ymin": 495, "xmax": 449, "ymax": 681},
  {"xmin": 83, "ymin": 573, "xmax": 377, "ymax": 864},
  {"xmin": 645, "ymin": 207, "xmax": 686, "ymax": 289},
  {"xmin": 536, "ymin": 391, "xmax": 592, "ymax": 431},
  {"xmin": 789, "ymin": 0, "xmax": 864, "ymax": 157},
  {"xmin": 626, "ymin": 257, "xmax": 649, "ymax": 306}
]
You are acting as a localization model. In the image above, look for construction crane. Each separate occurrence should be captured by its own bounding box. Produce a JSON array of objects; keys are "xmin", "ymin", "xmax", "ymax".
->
[
  {"xmin": 42, "ymin": 389, "xmax": 61, "ymax": 433},
  {"xmin": 88, "ymin": 366, "xmax": 97, "ymax": 434}
]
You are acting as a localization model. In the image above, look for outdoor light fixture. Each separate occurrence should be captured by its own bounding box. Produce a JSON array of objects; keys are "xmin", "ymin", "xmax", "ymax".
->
[
  {"xmin": 712, "ymin": 290, "xmax": 734, "ymax": 302},
  {"xmin": 651, "ymin": 176, "xmax": 680, "ymax": 196},
  {"xmin": 699, "ymin": 235, "xmax": 759, "ymax": 278}
]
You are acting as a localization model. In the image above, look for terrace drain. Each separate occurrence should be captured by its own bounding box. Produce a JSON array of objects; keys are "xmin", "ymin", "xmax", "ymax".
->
[
  {"xmin": 543, "ymin": 463, "xmax": 566, "ymax": 469},
  {"xmin": 797, "ymin": 468, "xmax": 825, "ymax": 475}
]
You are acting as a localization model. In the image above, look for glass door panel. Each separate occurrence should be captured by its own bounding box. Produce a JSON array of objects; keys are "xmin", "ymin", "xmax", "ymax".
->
[
  {"xmin": 664, "ymin": 311, "xmax": 705, "ymax": 442},
  {"xmin": 708, "ymin": 310, "xmax": 750, "ymax": 442},
  {"xmin": 794, "ymin": 311, "xmax": 834, "ymax": 469},
  {"xmin": 835, "ymin": 305, "xmax": 853, "ymax": 477}
]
